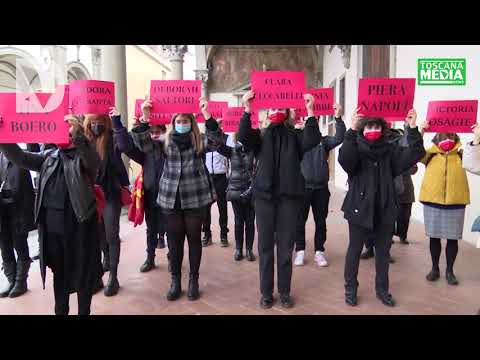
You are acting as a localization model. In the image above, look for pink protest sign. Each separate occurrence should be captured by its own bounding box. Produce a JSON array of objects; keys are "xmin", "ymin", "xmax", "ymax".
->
[
  {"xmin": 222, "ymin": 107, "xmax": 245, "ymax": 132},
  {"xmin": 297, "ymin": 88, "xmax": 335, "ymax": 117},
  {"xmin": 69, "ymin": 80, "xmax": 115, "ymax": 115},
  {"xmin": 250, "ymin": 71, "xmax": 306, "ymax": 110},
  {"xmin": 357, "ymin": 78, "xmax": 416, "ymax": 118},
  {"xmin": 0, "ymin": 85, "xmax": 70, "ymax": 143},
  {"xmin": 425, "ymin": 100, "xmax": 478, "ymax": 133},
  {"xmin": 196, "ymin": 101, "xmax": 229, "ymax": 123},
  {"xmin": 150, "ymin": 80, "xmax": 201, "ymax": 115},
  {"xmin": 149, "ymin": 112, "xmax": 174, "ymax": 126}
]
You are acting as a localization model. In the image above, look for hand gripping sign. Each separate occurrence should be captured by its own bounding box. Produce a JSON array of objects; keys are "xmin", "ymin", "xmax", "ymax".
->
[
  {"xmin": 296, "ymin": 88, "xmax": 335, "ymax": 117},
  {"xmin": 425, "ymin": 100, "xmax": 478, "ymax": 133},
  {"xmin": 196, "ymin": 101, "xmax": 228, "ymax": 123},
  {"xmin": 0, "ymin": 85, "xmax": 70, "ymax": 144},
  {"xmin": 250, "ymin": 71, "xmax": 306, "ymax": 110},
  {"xmin": 69, "ymin": 80, "xmax": 115, "ymax": 115},
  {"xmin": 357, "ymin": 78, "xmax": 416, "ymax": 118}
]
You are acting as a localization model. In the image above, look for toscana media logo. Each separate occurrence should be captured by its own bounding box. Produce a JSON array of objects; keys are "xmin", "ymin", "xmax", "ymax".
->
[{"xmin": 417, "ymin": 58, "xmax": 466, "ymax": 85}]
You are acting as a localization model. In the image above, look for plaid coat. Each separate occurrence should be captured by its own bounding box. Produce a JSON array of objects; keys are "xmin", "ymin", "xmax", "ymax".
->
[{"xmin": 131, "ymin": 128, "xmax": 216, "ymax": 210}]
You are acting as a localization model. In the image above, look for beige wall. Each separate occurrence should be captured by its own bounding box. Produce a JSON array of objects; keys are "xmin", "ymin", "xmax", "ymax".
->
[{"xmin": 125, "ymin": 45, "xmax": 170, "ymax": 178}]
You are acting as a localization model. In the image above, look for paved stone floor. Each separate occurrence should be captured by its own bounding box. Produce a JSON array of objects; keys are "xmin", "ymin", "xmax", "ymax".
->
[{"xmin": 0, "ymin": 186, "xmax": 479, "ymax": 315}]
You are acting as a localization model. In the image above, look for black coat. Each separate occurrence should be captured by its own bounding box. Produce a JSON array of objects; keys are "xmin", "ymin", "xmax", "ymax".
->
[
  {"xmin": 301, "ymin": 117, "xmax": 346, "ymax": 189},
  {"xmin": 338, "ymin": 127, "xmax": 425, "ymax": 230},
  {"xmin": 0, "ymin": 134, "xmax": 101, "ymax": 288},
  {"xmin": 237, "ymin": 112, "xmax": 321, "ymax": 201},
  {"xmin": 0, "ymin": 153, "xmax": 35, "ymax": 234}
]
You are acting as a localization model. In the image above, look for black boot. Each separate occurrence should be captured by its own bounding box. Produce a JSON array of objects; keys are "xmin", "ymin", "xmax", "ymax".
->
[
  {"xmin": 234, "ymin": 249, "xmax": 243, "ymax": 261},
  {"xmin": 202, "ymin": 234, "xmax": 212, "ymax": 247},
  {"xmin": 104, "ymin": 270, "xmax": 120, "ymax": 297},
  {"xmin": 280, "ymin": 293, "xmax": 295, "ymax": 309},
  {"xmin": 260, "ymin": 294, "xmax": 274, "ymax": 309},
  {"xmin": 166, "ymin": 274, "xmax": 182, "ymax": 301},
  {"xmin": 360, "ymin": 247, "xmax": 375, "ymax": 260},
  {"xmin": 376, "ymin": 292, "xmax": 396, "ymax": 307},
  {"xmin": 446, "ymin": 271, "xmax": 459, "ymax": 285},
  {"xmin": 9, "ymin": 259, "xmax": 31, "ymax": 298},
  {"xmin": 187, "ymin": 274, "xmax": 200, "ymax": 301},
  {"xmin": 345, "ymin": 288, "xmax": 358, "ymax": 306},
  {"xmin": 246, "ymin": 249, "xmax": 256, "ymax": 262},
  {"xmin": 140, "ymin": 254, "xmax": 155, "ymax": 273},
  {"xmin": 0, "ymin": 261, "xmax": 16, "ymax": 298},
  {"xmin": 426, "ymin": 268, "xmax": 440, "ymax": 282}
]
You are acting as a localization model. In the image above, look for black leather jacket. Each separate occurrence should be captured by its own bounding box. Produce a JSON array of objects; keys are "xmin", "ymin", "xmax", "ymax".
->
[{"xmin": 0, "ymin": 134, "xmax": 100, "ymax": 224}]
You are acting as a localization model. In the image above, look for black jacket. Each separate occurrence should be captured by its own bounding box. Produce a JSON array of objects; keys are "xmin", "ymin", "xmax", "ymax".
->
[
  {"xmin": 112, "ymin": 117, "xmax": 165, "ymax": 206},
  {"xmin": 301, "ymin": 117, "xmax": 346, "ymax": 190},
  {"xmin": 0, "ymin": 133, "xmax": 100, "ymax": 288},
  {"xmin": 237, "ymin": 112, "xmax": 321, "ymax": 201},
  {"xmin": 0, "ymin": 153, "xmax": 35, "ymax": 234},
  {"xmin": 338, "ymin": 126, "xmax": 425, "ymax": 230}
]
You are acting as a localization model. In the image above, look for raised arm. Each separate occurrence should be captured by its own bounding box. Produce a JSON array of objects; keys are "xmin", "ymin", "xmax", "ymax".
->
[
  {"xmin": 338, "ymin": 107, "xmax": 364, "ymax": 176},
  {"xmin": 322, "ymin": 104, "xmax": 346, "ymax": 152},
  {"xmin": 463, "ymin": 123, "xmax": 480, "ymax": 175},
  {"xmin": 391, "ymin": 109, "xmax": 426, "ymax": 177},
  {"xmin": 297, "ymin": 94, "xmax": 321, "ymax": 155},
  {"xmin": 72, "ymin": 127, "xmax": 100, "ymax": 182},
  {"xmin": 237, "ymin": 90, "xmax": 262, "ymax": 155},
  {"xmin": 0, "ymin": 143, "xmax": 47, "ymax": 172},
  {"xmin": 111, "ymin": 111, "xmax": 146, "ymax": 166}
]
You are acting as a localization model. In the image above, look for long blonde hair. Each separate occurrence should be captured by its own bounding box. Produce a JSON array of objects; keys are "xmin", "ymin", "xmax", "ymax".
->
[{"xmin": 164, "ymin": 113, "xmax": 204, "ymax": 155}]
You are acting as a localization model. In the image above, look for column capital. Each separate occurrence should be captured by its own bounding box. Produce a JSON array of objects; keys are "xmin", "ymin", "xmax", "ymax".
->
[
  {"xmin": 194, "ymin": 69, "xmax": 209, "ymax": 82},
  {"xmin": 162, "ymin": 45, "xmax": 188, "ymax": 60}
]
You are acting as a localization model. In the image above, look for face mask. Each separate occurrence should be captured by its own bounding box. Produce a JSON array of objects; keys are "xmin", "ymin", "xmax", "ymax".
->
[
  {"xmin": 364, "ymin": 129, "xmax": 383, "ymax": 142},
  {"xmin": 438, "ymin": 139, "xmax": 456, "ymax": 152},
  {"xmin": 91, "ymin": 124, "xmax": 105, "ymax": 137},
  {"xmin": 150, "ymin": 133, "xmax": 162, "ymax": 141},
  {"xmin": 175, "ymin": 123, "xmax": 191, "ymax": 134},
  {"xmin": 268, "ymin": 112, "xmax": 287, "ymax": 124}
]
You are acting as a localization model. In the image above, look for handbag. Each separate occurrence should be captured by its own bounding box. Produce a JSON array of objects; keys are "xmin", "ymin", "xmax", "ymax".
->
[
  {"xmin": 120, "ymin": 186, "xmax": 132, "ymax": 207},
  {"xmin": 93, "ymin": 184, "xmax": 106, "ymax": 223}
]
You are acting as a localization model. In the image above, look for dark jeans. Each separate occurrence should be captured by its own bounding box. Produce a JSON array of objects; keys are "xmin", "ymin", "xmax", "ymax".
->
[
  {"xmin": 203, "ymin": 174, "xmax": 229, "ymax": 238},
  {"xmin": 100, "ymin": 198, "xmax": 121, "ymax": 273},
  {"xmin": 0, "ymin": 213, "xmax": 30, "ymax": 263},
  {"xmin": 47, "ymin": 233, "xmax": 92, "ymax": 315},
  {"xmin": 167, "ymin": 210, "xmax": 203, "ymax": 277},
  {"xmin": 144, "ymin": 201, "xmax": 167, "ymax": 257},
  {"xmin": 394, "ymin": 203, "xmax": 412, "ymax": 240},
  {"xmin": 231, "ymin": 200, "xmax": 255, "ymax": 251},
  {"xmin": 295, "ymin": 187, "xmax": 330, "ymax": 252},
  {"xmin": 345, "ymin": 222, "xmax": 393, "ymax": 296},
  {"xmin": 255, "ymin": 197, "xmax": 300, "ymax": 297}
]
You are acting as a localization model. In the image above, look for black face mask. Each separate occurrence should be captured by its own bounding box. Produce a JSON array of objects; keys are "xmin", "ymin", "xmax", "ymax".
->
[{"xmin": 91, "ymin": 124, "xmax": 106, "ymax": 136}]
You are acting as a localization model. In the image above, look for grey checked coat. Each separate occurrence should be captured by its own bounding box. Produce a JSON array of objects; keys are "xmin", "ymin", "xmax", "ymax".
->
[{"xmin": 131, "ymin": 124, "xmax": 217, "ymax": 210}]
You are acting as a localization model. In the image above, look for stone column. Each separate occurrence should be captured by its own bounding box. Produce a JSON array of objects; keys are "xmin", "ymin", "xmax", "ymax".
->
[
  {"xmin": 91, "ymin": 46, "xmax": 102, "ymax": 79},
  {"xmin": 101, "ymin": 45, "xmax": 128, "ymax": 126},
  {"xmin": 194, "ymin": 69, "xmax": 209, "ymax": 98},
  {"xmin": 39, "ymin": 45, "xmax": 67, "ymax": 91},
  {"xmin": 162, "ymin": 45, "xmax": 188, "ymax": 80}
]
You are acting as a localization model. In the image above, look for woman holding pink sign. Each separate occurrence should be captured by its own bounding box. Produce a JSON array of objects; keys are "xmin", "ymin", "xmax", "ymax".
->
[
  {"xmin": 339, "ymin": 109, "xmax": 425, "ymax": 307},
  {"xmin": 237, "ymin": 91, "xmax": 321, "ymax": 309},
  {"xmin": 132, "ymin": 98, "xmax": 220, "ymax": 301},
  {"xmin": 84, "ymin": 111, "xmax": 130, "ymax": 297},
  {"xmin": 419, "ymin": 123, "xmax": 470, "ymax": 286}
]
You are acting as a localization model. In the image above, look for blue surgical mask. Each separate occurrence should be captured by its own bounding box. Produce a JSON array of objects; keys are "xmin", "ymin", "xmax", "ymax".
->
[{"xmin": 175, "ymin": 123, "xmax": 191, "ymax": 134}]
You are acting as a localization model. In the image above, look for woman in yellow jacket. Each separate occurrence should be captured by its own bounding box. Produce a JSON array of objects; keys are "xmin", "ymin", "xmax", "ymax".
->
[{"xmin": 419, "ymin": 126, "xmax": 470, "ymax": 286}]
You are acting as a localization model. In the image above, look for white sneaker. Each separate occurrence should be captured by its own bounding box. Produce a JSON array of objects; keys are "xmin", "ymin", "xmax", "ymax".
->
[
  {"xmin": 294, "ymin": 251, "xmax": 305, "ymax": 266},
  {"xmin": 315, "ymin": 251, "xmax": 328, "ymax": 267}
]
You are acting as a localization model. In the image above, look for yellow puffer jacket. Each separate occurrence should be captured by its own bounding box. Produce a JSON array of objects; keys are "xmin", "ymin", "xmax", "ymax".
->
[{"xmin": 419, "ymin": 143, "xmax": 470, "ymax": 205}]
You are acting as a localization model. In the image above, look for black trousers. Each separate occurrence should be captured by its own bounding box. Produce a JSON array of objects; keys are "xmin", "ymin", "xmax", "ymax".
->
[
  {"xmin": 203, "ymin": 174, "xmax": 229, "ymax": 238},
  {"xmin": 394, "ymin": 203, "xmax": 412, "ymax": 240},
  {"xmin": 295, "ymin": 188, "xmax": 330, "ymax": 252},
  {"xmin": 0, "ymin": 213, "xmax": 30, "ymax": 263},
  {"xmin": 144, "ymin": 200, "xmax": 167, "ymax": 258},
  {"xmin": 345, "ymin": 222, "xmax": 393, "ymax": 296},
  {"xmin": 166, "ymin": 210, "xmax": 203, "ymax": 277},
  {"xmin": 46, "ymin": 233, "xmax": 92, "ymax": 316},
  {"xmin": 231, "ymin": 200, "xmax": 255, "ymax": 251},
  {"xmin": 255, "ymin": 197, "xmax": 300, "ymax": 297},
  {"xmin": 100, "ymin": 199, "xmax": 121, "ymax": 273}
]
